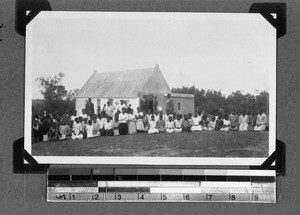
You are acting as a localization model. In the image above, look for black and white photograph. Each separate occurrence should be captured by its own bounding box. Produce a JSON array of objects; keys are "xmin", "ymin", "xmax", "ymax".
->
[{"xmin": 24, "ymin": 11, "xmax": 276, "ymax": 165}]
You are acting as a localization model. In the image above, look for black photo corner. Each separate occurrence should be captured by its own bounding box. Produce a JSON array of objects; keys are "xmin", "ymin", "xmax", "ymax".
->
[{"xmin": 13, "ymin": 1, "xmax": 286, "ymax": 176}]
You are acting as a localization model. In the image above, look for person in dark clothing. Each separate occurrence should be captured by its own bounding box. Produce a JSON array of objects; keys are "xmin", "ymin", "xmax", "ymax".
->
[
  {"xmin": 85, "ymin": 98, "xmax": 95, "ymax": 117},
  {"xmin": 214, "ymin": 115, "xmax": 224, "ymax": 131},
  {"xmin": 166, "ymin": 93, "xmax": 174, "ymax": 115}
]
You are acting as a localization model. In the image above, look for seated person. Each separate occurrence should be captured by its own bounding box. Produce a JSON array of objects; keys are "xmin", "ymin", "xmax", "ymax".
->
[
  {"xmin": 182, "ymin": 115, "xmax": 191, "ymax": 132},
  {"xmin": 92, "ymin": 116, "xmax": 101, "ymax": 137},
  {"xmin": 174, "ymin": 115, "xmax": 183, "ymax": 133},
  {"xmin": 85, "ymin": 120, "xmax": 94, "ymax": 138},
  {"xmin": 220, "ymin": 115, "xmax": 230, "ymax": 131},
  {"xmin": 248, "ymin": 111, "xmax": 256, "ymax": 131},
  {"xmin": 71, "ymin": 117, "xmax": 84, "ymax": 139},
  {"xmin": 214, "ymin": 115, "xmax": 223, "ymax": 131},
  {"xmin": 254, "ymin": 110, "xmax": 267, "ymax": 131},
  {"xmin": 165, "ymin": 116, "xmax": 175, "ymax": 133},
  {"xmin": 58, "ymin": 120, "xmax": 68, "ymax": 140},
  {"xmin": 97, "ymin": 114, "xmax": 107, "ymax": 136},
  {"xmin": 239, "ymin": 111, "xmax": 249, "ymax": 131},
  {"xmin": 148, "ymin": 115, "xmax": 159, "ymax": 134},
  {"xmin": 78, "ymin": 116, "xmax": 86, "ymax": 139},
  {"xmin": 104, "ymin": 116, "xmax": 114, "ymax": 136},
  {"xmin": 191, "ymin": 112, "xmax": 202, "ymax": 131},
  {"xmin": 229, "ymin": 110, "xmax": 239, "ymax": 131},
  {"xmin": 207, "ymin": 116, "xmax": 216, "ymax": 131},
  {"xmin": 156, "ymin": 114, "xmax": 166, "ymax": 133},
  {"xmin": 200, "ymin": 115, "xmax": 208, "ymax": 130}
]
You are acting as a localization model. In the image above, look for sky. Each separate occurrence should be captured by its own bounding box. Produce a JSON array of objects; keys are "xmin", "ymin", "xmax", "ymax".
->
[{"xmin": 27, "ymin": 12, "xmax": 276, "ymax": 99}]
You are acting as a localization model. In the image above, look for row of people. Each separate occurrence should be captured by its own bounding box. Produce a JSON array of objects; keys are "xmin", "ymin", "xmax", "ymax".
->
[{"xmin": 32, "ymin": 107, "xmax": 268, "ymax": 142}]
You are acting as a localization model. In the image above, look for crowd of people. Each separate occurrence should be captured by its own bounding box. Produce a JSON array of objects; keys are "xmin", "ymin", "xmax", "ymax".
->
[{"xmin": 32, "ymin": 98, "xmax": 268, "ymax": 143}]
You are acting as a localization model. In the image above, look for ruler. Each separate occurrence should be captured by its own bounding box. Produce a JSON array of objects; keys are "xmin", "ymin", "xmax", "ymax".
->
[{"xmin": 47, "ymin": 169, "xmax": 276, "ymax": 203}]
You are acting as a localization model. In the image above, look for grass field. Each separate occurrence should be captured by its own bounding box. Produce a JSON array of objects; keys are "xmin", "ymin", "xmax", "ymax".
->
[{"xmin": 32, "ymin": 131, "xmax": 269, "ymax": 157}]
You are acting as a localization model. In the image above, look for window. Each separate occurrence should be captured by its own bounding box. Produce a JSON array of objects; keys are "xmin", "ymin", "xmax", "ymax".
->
[{"xmin": 178, "ymin": 102, "xmax": 181, "ymax": 110}]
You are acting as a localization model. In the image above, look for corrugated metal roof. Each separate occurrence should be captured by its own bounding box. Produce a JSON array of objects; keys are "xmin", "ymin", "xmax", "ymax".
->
[{"xmin": 77, "ymin": 67, "xmax": 157, "ymax": 98}]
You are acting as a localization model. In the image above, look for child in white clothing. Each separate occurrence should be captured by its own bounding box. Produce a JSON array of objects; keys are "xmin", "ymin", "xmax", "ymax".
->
[
  {"xmin": 148, "ymin": 115, "xmax": 159, "ymax": 134},
  {"xmin": 165, "ymin": 116, "xmax": 175, "ymax": 133}
]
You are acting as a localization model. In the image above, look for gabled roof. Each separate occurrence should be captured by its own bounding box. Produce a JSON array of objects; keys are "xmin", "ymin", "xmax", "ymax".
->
[{"xmin": 77, "ymin": 66, "xmax": 161, "ymax": 98}]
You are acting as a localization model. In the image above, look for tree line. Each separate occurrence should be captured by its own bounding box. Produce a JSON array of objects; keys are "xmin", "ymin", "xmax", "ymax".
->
[{"xmin": 171, "ymin": 86, "xmax": 269, "ymax": 115}]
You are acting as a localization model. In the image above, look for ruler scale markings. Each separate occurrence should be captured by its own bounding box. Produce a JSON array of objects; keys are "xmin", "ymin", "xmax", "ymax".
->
[{"xmin": 47, "ymin": 169, "xmax": 276, "ymax": 203}]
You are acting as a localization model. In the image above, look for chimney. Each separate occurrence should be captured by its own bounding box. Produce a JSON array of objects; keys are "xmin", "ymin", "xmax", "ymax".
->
[
  {"xmin": 155, "ymin": 64, "xmax": 159, "ymax": 68},
  {"xmin": 93, "ymin": 70, "xmax": 97, "ymax": 74}
]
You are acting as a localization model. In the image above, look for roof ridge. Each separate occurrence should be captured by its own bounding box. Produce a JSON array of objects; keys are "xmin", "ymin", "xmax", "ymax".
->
[
  {"xmin": 97, "ymin": 67, "xmax": 155, "ymax": 74},
  {"xmin": 137, "ymin": 66, "xmax": 157, "ymax": 92}
]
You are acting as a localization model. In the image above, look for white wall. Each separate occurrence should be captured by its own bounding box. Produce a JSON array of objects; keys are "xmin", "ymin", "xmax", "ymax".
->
[
  {"xmin": 75, "ymin": 98, "xmax": 86, "ymax": 115},
  {"xmin": 76, "ymin": 97, "xmax": 140, "ymax": 115}
]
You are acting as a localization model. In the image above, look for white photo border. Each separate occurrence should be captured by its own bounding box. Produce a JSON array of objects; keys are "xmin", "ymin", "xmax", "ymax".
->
[{"xmin": 24, "ymin": 11, "xmax": 276, "ymax": 166}]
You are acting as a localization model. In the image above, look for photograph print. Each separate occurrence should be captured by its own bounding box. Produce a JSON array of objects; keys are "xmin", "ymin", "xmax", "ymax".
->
[{"xmin": 25, "ymin": 12, "xmax": 276, "ymax": 165}]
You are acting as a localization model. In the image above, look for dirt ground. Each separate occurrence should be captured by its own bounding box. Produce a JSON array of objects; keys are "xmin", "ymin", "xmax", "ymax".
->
[{"xmin": 32, "ymin": 131, "xmax": 269, "ymax": 157}]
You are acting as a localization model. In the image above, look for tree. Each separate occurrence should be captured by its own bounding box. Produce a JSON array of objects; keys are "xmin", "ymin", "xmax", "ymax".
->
[
  {"xmin": 35, "ymin": 73, "xmax": 77, "ymax": 116},
  {"xmin": 36, "ymin": 72, "xmax": 68, "ymax": 103},
  {"xmin": 66, "ymin": 89, "xmax": 79, "ymax": 101}
]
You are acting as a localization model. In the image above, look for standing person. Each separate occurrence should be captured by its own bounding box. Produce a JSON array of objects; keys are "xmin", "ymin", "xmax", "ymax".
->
[
  {"xmin": 106, "ymin": 102, "xmax": 114, "ymax": 118},
  {"xmin": 32, "ymin": 115, "xmax": 41, "ymax": 143},
  {"xmin": 118, "ymin": 107, "xmax": 128, "ymax": 135},
  {"xmin": 80, "ymin": 109, "xmax": 88, "ymax": 120},
  {"xmin": 143, "ymin": 110, "xmax": 150, "ymax": 132},
  {"xmin": 40, "ymin": 115, "xmax": 51, "ymax": 142},
  {"xmin": 166, "ymin": 93, "xmax": 174, "ymax": 116},
  {"xmin": 127, "ymin": 104, "xmax": 133, "ymax": 114},
  {"xmin": 127, "ymin": 109, "xmax": 137, "ymax": 134},
  {"xmin": 49, "ymin": 114, "xmax": 59, "ymax": 141},
  {"xmin": 85, "ymin": 98, "xmax": 95, "ymax": 117},
  {"xmin": 239, "ymin": 111, "xmax": 249, "ymax": 131},
  {"xmin": 148, "ymin": 115, "xmax": 159, "ymax": 134},
  {"xmin": 71, "ymin": 110, "xmax": 77, "ymax": 121},
  {"xmin": 254, "ymin": 110, "xmax": 267, "ymax": 131},
  {"xmin": 136, "ymin": 107, "xmax": 144, "ymax": 133},
  {"xmin": 61, "ymin": 109, "xmax": 71, "ymax": 125},
  {"xmin": 120, "ymin": 101, "xmax": 127, "ymax": 111},
  {"xmin": 113, "ymin": 113, "xmax": 120, "ymax": 136}
]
